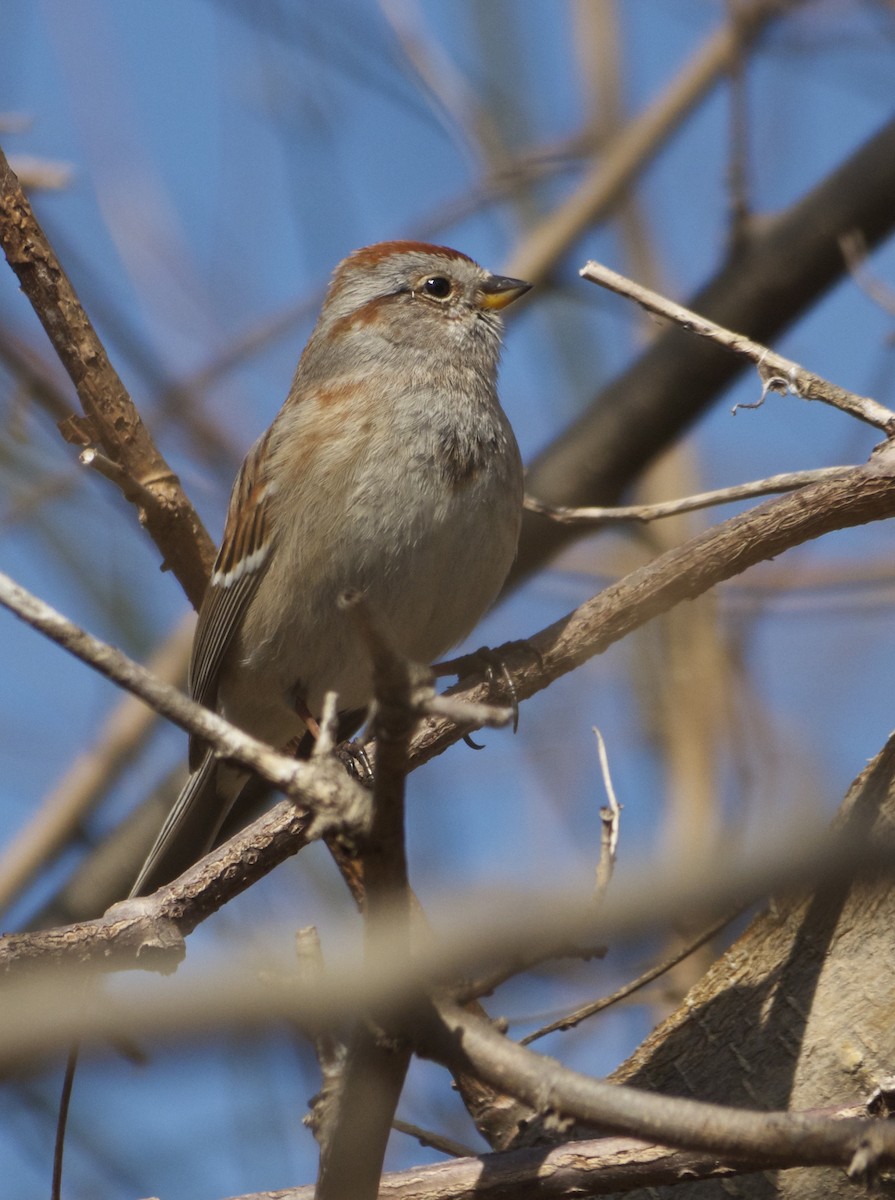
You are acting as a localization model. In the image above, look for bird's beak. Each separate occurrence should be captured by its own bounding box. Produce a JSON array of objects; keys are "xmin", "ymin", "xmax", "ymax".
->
[{"xmin": 478, "ymin": 274, "xmax": 532, "ymax": 311}]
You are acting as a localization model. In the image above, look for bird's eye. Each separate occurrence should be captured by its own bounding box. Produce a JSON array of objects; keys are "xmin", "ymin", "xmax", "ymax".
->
[{"xmin": 421, "ymin": 276, "xmax": 453, "ymax": 300}]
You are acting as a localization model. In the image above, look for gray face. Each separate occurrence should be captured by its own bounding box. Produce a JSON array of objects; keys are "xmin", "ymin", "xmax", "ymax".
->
[{"xmin": 302, "ymin": 242, "xmax": 508, "ymax": 368}]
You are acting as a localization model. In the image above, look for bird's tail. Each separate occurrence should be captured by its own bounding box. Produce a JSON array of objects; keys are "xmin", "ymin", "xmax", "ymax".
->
[{"xmin": 130, "ymin": 753, "xmax": 245, "ymax": 898}]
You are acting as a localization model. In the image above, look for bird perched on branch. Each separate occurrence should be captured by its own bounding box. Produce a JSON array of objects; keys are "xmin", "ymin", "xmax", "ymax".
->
[{"xmin": 132, "ymin": 240, "xmax": 530, "ymax": 896}]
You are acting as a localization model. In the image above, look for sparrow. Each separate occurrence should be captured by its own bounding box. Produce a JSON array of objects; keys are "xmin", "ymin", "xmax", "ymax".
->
[{"xmin": 131, "ymin": 241, "xmax": 529, "ymax": 896}]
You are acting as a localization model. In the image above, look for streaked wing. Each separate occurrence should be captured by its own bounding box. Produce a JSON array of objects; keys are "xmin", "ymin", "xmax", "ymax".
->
[{"xmin": 188, "ymin": 429, "xmax": 276, "ymax": 767}]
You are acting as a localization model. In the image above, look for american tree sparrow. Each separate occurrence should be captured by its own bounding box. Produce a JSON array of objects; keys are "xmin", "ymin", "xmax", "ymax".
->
[{"xmin": 132, "ymin": 241, "xmax": 529, "ymax": 896}]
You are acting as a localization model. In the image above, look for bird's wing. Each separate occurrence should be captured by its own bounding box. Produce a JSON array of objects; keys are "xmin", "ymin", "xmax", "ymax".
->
[{"xmin": 188, "ymin": 428, "xmax": 276, "ymax": 768}]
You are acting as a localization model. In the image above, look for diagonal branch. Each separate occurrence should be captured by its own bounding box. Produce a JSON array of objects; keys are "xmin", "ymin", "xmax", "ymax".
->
[
  {"xmin": 0, "ymin": 144, "xmax": 214, "ymax": 607},
  {"xmin": 2, "ymin": 454, "xmax": 895, "ymax": 955},
  {"xmin": 206, "ymin": 1098, "xmax": 895, "ymax": 1200},
  {"xmin": 0, "ymin": 568, "xmax": 369, "ymax": 832},
  {"xmin": 578, "ymin": 258, "xmax": 895, "ymax": 432},
  {"xmin": 524, "ymin": 466, "xmax": 855, "ymax": 525},
  {"xmin": 418, "ymin": 1001, "xmax": 895, "ymax": 1177},
  {"xmin": 412, "ymin": 452, "xmax": 895, "ymax": 768},
  {"xmin": 512, "ymin": 114, "xmax": 895, "ymax": 585}
]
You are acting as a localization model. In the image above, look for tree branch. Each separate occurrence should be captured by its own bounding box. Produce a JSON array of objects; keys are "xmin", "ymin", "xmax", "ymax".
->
[
  {"xmin": 511, "ymin": 114, "xmax": 895, "ymax": 585},
  {"xmin": 412, "ymin": 453, "xmax": 895, "ymax": 768},
  {"xmin": 314, "ymin": 601, "xmax": 419, "ymax": 1200},
  {"xmin": 419, "ymin": 1002, "xmax": 895, "ymax": 1176},
  {"xmin": 524, "ymin": 466, "xmax": 855, "ymax": 525},
  {"xmin": 578, "ymin": 258, "xmax": 895, "ymax": 433},
  {"xmin": 222, "ymin": 1097, "xmax": 895, "ymax": 1200},
  {"xmin": 0, "ymin": 144, "xmax": 214, "ymax": 607}
]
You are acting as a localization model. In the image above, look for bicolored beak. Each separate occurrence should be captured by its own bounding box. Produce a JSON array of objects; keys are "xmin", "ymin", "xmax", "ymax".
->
[{"xmin": 478, "ymin": 273, "xmax": 532, "ymax": 311}]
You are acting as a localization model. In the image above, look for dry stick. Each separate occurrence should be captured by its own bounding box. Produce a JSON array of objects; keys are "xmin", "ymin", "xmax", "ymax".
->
[
  {"xmin": 0, "ymin": 569, "xmax": 372, "ymax": 848},
  {"xmin": 579, "ymin": 259, "xmax": 895, "ymax": 434},
  {"xmin": 519, "ymin": 908, "xmax": 741, "ymax": 1047},
  {"xmin": 524, "ymin": 465, "xmax": 855, "ymax": 525},
  {"xmin": 0, "ymin": 614, "xmax": 194, "ymax": 917},
  {"xmin": 315, "ymin": 599, "xmax": 419, "ymax": 1200},
  {"xmin": 840, "ymin": 228, "xmax": 895, "ymax": 320},
  {"xmin": 0, "ymin": 144, "xmax": 214, "ymax": 607},
  {"xmin": 390, "ymin": 1119, "xmax": 477, "ymax": 1161},
  {"xmin": 5, "ymin": 154, "xmax": 73, "ymax": 192}
]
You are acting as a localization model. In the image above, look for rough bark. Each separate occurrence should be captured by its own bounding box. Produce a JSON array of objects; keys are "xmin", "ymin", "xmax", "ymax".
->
[{"xmin": 606, "ymin": 733, "xmax": 895, "ymax": 1197}]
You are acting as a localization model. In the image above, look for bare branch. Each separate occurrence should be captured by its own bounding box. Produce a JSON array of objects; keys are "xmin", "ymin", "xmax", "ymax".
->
[
  {"xmin": 225, "ymin": 1098, "xmax": 895, "ymax": 1199},
  {"xmin": 579, "ymin": 258, "xmax": 895, "ymax": 434},
  {"xmin": 524, "ymin": 466, "xmax": 855, "ymax": 525},
  {"xmin": 422, "ymin": 1001, "xmax": 895, "ymax": 1173},
  {"xmin": 0, "ymin": 568, "xmax": 370, "ymax": 836},
  {"xmin": 840, "ymin": 228, "xmax": 895, "ymax": 322},
  {"xmin": 0, "ymin": 144, "xmax": 214, "ymax": 606},
  {"xmin": 520, "ymin": 909, "xmax": 741, "ymax": 1046},
  {"xmin": 390, "ymin": 1119, "xmax": 477, "ymax": 1160}
]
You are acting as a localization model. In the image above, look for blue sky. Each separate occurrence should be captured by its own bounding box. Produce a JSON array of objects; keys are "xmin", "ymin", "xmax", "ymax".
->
[{"xmin": 2, "ymin": 2, "xmax": 895, "ymax": 1197}]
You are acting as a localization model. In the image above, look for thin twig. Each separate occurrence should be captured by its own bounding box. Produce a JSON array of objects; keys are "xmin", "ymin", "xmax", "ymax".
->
[
  {"xmin": 78, "ymin": 447, "xmax": 161, "ymax": 509},
  {"xmin": 579, "ymin": 259, "xmax": 895, "ymax": 434},
  {"xmin": 840, "ymin": 229, "xmax": 895, "ymax": 322},
  {"xmin": 421, "ymin": 693, "xmax": 513, "ymax": 729},
  {"xmin": 524, "ymin": 466, "xmax": 854, "ymax": 525},
  {"xmin": 520, "ymin": 909, "xmax": 741, "ymax": 1046},
  {"xmin": 0, "ymin": 568, "xmax": 369, "ymax": 822},
  {"xmin": 391, "ymin": 1118, "xmax": 477, "ymax": 1159},
  {"xmin": 6, "ymin": 154, "xmax": 72, "ymax": 191}
]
